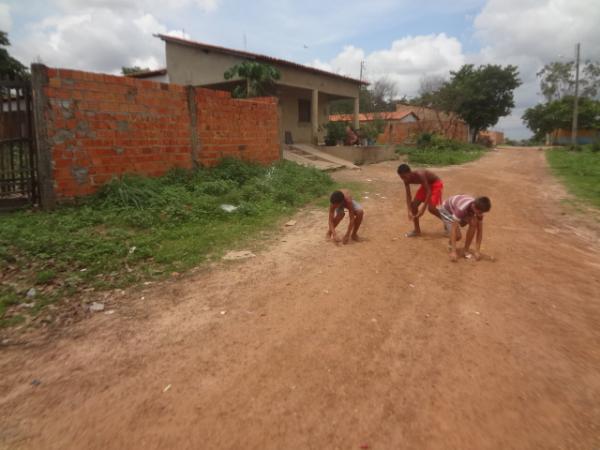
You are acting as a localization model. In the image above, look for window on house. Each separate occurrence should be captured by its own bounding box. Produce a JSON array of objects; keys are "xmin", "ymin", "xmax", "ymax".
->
[{"xmin": 298, "ymin": 99, "xmax": 311, "ymax": 123}]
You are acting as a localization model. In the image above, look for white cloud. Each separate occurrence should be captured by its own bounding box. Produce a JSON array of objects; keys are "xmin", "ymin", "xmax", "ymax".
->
[
  {"xmin": 0, "ymin": 3, "xmax": 11, "ymax": 32},
  {"xmin": 53, "ymin": 0, "xmax": 220, "ymax": 13},
  {"xmin": 13, "ymin": 10, "xmax": 180, "ymax": 73},
  {"xmin": 472, "ymin": 0, "xmax": 600, "ymax": 138},
  {"xmin": 312, "ymin": 34, "xmax": 465, "ymax": 97}
]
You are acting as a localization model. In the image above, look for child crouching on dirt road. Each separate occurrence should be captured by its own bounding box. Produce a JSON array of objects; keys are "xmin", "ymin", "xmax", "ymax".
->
[
  {"xmin": 438, "ymin": 195, "xmax": 491, "ymax": 262},
  {"xmin": 397, "ymin": 164, "xmax": 445, "ymax": 237},
  {"xmin": 327, "ymin": 189, "xmax": 364, "ymax": 244}
]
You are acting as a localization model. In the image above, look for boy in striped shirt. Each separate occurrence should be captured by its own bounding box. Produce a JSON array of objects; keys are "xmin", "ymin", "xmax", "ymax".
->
[{"xmin": 438, "ymin": 195, "xmax": 491, "ymax": 262}]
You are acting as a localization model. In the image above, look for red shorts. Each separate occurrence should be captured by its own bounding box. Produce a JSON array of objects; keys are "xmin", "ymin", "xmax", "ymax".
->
[{"xmin": 415, "ymin": 179, "xmax": 443, "ymax": 206}]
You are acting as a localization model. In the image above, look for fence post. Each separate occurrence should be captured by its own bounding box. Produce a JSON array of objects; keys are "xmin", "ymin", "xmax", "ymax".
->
[
  {"xmin": 186, "ymin": 85, "xmax": 200, "ymax": 168},
  {"xmin": 31, "ymin": 63, "xmax": 56, "ymax": 209}
]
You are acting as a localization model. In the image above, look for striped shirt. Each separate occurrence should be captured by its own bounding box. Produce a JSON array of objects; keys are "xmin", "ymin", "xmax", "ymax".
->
[{"xmin": 442, "ymin": 195, "xmax": 475, "ymax": 222}]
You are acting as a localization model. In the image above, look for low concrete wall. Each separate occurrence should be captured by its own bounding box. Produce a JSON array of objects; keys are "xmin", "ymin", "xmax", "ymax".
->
[{"xmin": 319, "ymin": 145, "xmax": 398, "ymax": 165}]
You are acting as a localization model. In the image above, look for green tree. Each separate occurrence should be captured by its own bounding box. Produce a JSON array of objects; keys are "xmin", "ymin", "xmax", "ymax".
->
[
  {"xmin": 434, "ymin": 64, "xmax": 521, "ymax": 142},
  {"xmin": 522, "ymin": 97, "xmax": 600, "ymax": 139},
  {"xmin": 223, "ymin": 61, "xmax": 281, "ymax": 98},
  {"xmin": 537, "ymin": 60, "xmax": 600, "ymax": 101},
  {"xmin": 329, "ymin": 78, "xmax": 400, "ymax": 115},
  {"xmin": 121, "ymin": 66, "xmax": 150, "ymax": 75},
  {"xmin": 0, "ymin": 31, "xmax": 28, "ymax": 80}
]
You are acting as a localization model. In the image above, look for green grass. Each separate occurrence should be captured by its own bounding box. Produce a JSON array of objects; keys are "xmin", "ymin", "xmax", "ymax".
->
[
  {"xmin": 395, "ymin": 133, "xmax": 487, "ymax": 166},
  {"xmin": 0, "ymin": 158, "xmax": 335, "ymax": 328},
  {"xmin": 546, "ymin": 144, "xmax": 600, "ymax": 209}
]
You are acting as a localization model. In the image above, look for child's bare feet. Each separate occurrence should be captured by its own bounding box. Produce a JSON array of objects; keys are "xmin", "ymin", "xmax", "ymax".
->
[
  {"xmin": 404, "ymin": 230, "xmax": 420, "ymax": 238},
  {"xmin": 351, "ymin": 234, "xmax": 360, "ymax": 242},
  {"xmin": 450, "ymin": 251, "xmax": 458, "ymax": 262}
]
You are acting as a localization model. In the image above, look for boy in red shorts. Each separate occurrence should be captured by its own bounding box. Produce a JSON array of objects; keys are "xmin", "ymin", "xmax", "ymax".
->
[{"xmin": 397, "ymin": 164, "xmax": 445, "ymax": 237}]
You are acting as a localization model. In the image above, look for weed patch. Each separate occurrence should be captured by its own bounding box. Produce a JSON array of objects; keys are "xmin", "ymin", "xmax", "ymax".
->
[
  {"xmin": 546, "ymin": 145, "xmax": 600, "ymax": 209},
  {"xmin": 396, "ymin": 133, "xmax": 486, "ymax": 166},
  {"xmin": 0, "ymin": 158, "xmax": 334, "ymax": 328}
]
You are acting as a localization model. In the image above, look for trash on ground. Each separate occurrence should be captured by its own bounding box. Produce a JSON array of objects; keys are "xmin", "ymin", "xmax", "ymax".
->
[
  {"xmin": 89, "ymin": 302, "xmax": 105, "ymax": 312},
  {"xmin": 285, "ymin": 220, "xmax": 297, "ymax": 227},
  {"xmin": 223, "ymin": 250, "xmax": 256, "ymax": 260},
  {"xmin": 26, "ymin": 288, "xmax": 36, "ymax": 299},
  {"xmin": 163, "ymin": 384, "xmax": 172, "ymax": 393},
  {"xmin": 220, "ymin": 204, "xmax": 238, "ymax": 213}
]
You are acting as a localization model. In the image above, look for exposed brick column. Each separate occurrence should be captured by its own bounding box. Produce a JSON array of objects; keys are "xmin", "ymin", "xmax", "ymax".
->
[
  {"xmin": 186, "ymin": 85, "xmax": 201, "ymax": 168},
  {"xmin": 30, "ymin": 64, "xmax": 56, "ymax": 209}
]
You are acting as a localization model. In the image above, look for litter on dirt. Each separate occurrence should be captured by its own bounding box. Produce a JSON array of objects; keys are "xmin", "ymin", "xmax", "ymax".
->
[
  {"xmin": 220, "ymin": 204, "xmax": 238, "ymax": 213},
  {"xmin": 163, "ymin": 384, "xmax": 171, "ymax": 393},
  {"xmin": 89, "ymin": 302, "xmax": 105, "ymax": 312},
  {"xmin": 285, "ymin": 220, "xmax": 297, "ymax": 227},
  {"xmin": 223, "ymin": 250, "xmax": 256, "ymax": 260}
]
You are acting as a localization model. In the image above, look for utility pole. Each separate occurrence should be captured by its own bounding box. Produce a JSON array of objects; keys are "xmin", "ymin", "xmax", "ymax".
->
[
  {"xmin": 359, "ymin": 60, "xmax": 365, "ymax": 83},
  {"xmin": 571, "ymin": 42, "xmax": 580, "ymax": 148}
]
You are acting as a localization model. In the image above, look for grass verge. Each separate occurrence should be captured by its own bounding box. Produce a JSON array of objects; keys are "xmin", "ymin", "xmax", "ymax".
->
[
  {"xmin": 396, "ymin": 133, "xmax": 487, "ymax": 166},
  {"xmin": 0, "ymin": 158, "xmax": 335, "ymax": 328},
  {"xmin": 546, "ymin": 144, "xmax": 600, "ymax": 209}
]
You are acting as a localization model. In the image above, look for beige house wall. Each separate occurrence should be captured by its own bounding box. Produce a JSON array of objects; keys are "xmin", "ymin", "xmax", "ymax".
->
[{"xmin": 165, "ymin": 41, "xmax": 359, "ymax": 144}]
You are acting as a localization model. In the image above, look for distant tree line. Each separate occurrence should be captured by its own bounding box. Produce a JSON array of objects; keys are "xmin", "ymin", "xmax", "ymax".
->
[{"xmin": 522, "ymin": 60, "xmax": 600, "ymax": 140}]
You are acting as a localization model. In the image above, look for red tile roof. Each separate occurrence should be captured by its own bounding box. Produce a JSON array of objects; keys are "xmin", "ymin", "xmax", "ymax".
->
[
  {"xmin": 394, "ymin": 103, "xmax": 463, "ymax": 122},
  {"xmin": 329, "ymin": 111, "xmax": 418, "ymax": 122},
  {"xmin": 125, "ymin": 68, "xmax": 168, "ymax": 78},
  {"xmin": 156, "ymin": 34, "xmax": 368, "ymax": 86}
]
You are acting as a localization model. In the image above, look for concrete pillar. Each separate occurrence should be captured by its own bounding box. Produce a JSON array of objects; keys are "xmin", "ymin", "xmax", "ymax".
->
[
  {"xmin": 353, "ymin": 96, "xmax": 360, "ymax": 130},
  {"xmin": 311, "ymin": 89, "xmax": 319, "ymax": 144}
]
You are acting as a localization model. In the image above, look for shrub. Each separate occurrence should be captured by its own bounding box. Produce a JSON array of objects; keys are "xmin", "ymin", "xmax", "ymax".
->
[{"xmin": 324, "ymin": 121, "xmax": 347, "ymax": 146}]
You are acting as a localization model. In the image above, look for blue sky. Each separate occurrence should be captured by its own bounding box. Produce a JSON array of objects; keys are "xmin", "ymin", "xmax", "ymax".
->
[{"xmin": 2, "ymin": 0, "xmax": 599, "ymax": 138}]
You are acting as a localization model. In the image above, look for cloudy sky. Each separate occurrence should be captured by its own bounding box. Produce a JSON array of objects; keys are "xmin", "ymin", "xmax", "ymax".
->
[{"xmin": 3, "ymin": 0, "xmax": 599, "ymax": 138}]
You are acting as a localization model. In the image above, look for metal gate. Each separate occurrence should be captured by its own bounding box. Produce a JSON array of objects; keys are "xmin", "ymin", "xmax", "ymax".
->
[{"xmin": 0, "ymin": 78, "xmax": 37, "ymax": 209}]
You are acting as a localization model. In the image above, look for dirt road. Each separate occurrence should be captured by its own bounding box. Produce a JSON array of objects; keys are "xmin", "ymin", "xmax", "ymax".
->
[{"xmin": 1, "ymin": 147, "xmax": 600, "ymax": 449}]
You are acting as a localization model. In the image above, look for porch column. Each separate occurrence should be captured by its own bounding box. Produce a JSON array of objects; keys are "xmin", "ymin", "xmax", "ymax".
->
[
  {"xmin": 311, "ymin": 89, "xmax": 319, "ymax": 144},
  {"xmin": 353, "ymin": 96, "xmax": 360, "ymax": 130}
]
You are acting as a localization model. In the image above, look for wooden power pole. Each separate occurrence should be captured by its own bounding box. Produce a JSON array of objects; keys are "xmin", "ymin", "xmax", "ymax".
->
[{"xmin": 571, "ymin": 43, "xmax": 581, "ymax": 148}]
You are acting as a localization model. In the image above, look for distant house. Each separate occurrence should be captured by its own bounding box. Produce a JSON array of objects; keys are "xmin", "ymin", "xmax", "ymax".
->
[
  {"xmin": 478, "ymin": 130, "xmax": 505, "ymax": 146},
  {"xmin": 126, "ymin": 68, "xmax": 169, "ymax": 83},
  {"xmin": 129, "ymin": 35, "xmax": 366, "ymax": 145},
  {"xmin": 548, "ymin": 128, "xmax": 599, "ymax": 145},
  {"xmin": 330, "ymin": 103, "xmax": 469, "ymax": 144}
]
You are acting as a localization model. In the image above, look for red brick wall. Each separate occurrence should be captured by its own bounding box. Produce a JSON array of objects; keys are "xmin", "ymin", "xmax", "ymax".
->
[
  {"xmin": 195, "ymin": 89, "xmax": 280, "ymax": 166},
  {"xmin": 40, "ymin": 66, "xmax": 280, "ymax": 199},
  {"xmin": 376, "ymin": 119, "xmax": 469, "ymax": 145},
  {"xmin": 478, "ymin": 130, "xmax": 505, "ymax": 146}
]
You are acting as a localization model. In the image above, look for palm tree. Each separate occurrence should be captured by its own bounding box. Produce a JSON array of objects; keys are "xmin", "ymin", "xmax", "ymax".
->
[{"xmin": 224, "ymin": 61, "xmax": 281, "ymax": 98}]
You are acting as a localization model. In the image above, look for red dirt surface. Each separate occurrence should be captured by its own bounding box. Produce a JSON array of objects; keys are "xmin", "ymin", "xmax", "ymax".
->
[{"xmin": 1, "ymin": 148, "xmax": 600, "ymax": 449}]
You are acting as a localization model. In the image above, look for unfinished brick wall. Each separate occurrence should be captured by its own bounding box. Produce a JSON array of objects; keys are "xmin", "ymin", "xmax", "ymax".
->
[
  {"xmin": 34, "ymin": 65, "xmax": 280, "ymax": 200},
  {"xmin": 377, "ymin": 120, "xmax": 469, "ymax": 145},
  {"xmin": 195, "ymin": 89, "xmax": 279, "ymax": 166}
]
